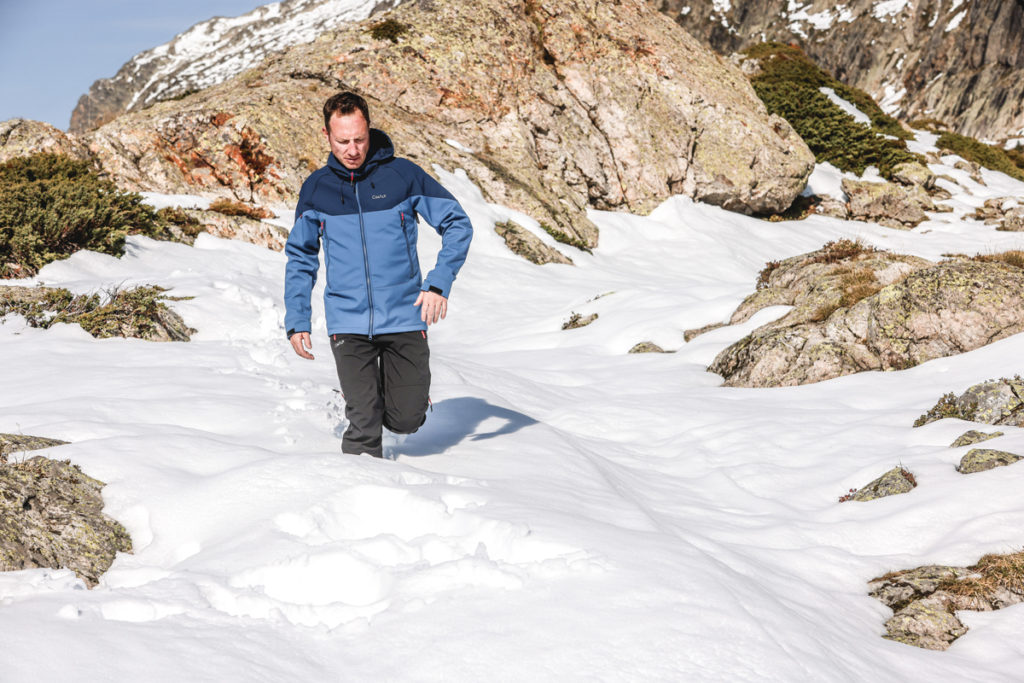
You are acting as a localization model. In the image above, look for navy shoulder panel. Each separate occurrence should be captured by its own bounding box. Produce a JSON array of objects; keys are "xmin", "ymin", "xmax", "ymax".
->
[{"xmin": 386, "ymin": 157, "xmax": 454, "ymax": 200}]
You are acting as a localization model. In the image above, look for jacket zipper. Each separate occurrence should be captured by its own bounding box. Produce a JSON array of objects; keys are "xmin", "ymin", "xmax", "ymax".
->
[
  {"xmin": 353, "ymin": 172, "xmax": 375, "ymax": 338},
  {"xmin": 401, "ymin": 211, "xmax": 415, "ymax": 278}
]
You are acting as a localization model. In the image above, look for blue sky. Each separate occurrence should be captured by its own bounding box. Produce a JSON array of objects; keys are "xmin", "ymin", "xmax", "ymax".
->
[{"xmin": 0, "ymin": 0, "xmax": 265, "ymax": 130}]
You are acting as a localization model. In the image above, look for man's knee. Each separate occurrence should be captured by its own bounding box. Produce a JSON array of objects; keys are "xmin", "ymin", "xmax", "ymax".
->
[{"xmin": 383, "ymin": 407, "xmax": 427, "ymax": 435}]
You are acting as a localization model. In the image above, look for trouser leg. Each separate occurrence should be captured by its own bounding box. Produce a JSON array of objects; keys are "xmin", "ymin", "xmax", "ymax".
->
[
  {"xmin": 379, "ymin": 331, "xmax": 431, "ymax": 435},
  {"xmin": 330, "ymin": 334, "xmax": 384, "ymax": 458}
]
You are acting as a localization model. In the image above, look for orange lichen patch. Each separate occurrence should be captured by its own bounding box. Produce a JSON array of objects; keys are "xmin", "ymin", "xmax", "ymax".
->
[{"xmin": 211, "ymin": 112, "xmax": 235, "ymax": 127}]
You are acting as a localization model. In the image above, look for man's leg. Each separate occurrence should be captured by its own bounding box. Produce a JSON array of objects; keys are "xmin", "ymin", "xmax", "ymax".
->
[
  {"xmin": 379, "ymin": 331, "xmax": 431, "ymax": 436},
  {"xmin": 330, "ymin": 334, "xmax": 385, "ymax": 458}
]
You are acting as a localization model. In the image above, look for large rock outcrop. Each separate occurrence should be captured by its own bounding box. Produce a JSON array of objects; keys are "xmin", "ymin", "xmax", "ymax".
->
[
  {"xmin": 655, "ymin": 0, "xmax": 1024, "ymax": 143},
  {"xmin": 34, "ymin": 0, "xmax": 814, "ymax": 248},
  {"xmin": 711, "ymin": 257, "xmax": 1024, "ymax": 388}
]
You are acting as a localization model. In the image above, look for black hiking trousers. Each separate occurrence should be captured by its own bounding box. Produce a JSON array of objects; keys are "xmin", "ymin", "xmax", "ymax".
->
[{"xmin": 329, "ymin": 331, "xmax": 430, "ymax": 458}]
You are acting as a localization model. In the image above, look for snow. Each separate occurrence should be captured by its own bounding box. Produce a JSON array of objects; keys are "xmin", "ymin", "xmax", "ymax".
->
[
  {"xmin": 872, "ymin": 0, "xmax": 910, "ymax": 20},
  {"xmin": 820, "ymin": 87, "xmax": 872, "ymax": 125},
  {"xmin": 946, "ymin": 9, "xmax": 968, "ymax": 32},
  {"xmin": 879, "ymin": 84, "xmax": 907, "ymax": 115},
  {"xmin": 3, "ymin": 129, "xmax": 1024, "ymax": 680}
]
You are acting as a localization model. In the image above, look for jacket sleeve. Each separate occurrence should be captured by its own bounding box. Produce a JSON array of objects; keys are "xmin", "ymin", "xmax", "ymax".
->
[
  {"xmin": 410, "ymin": 169, "xmax": 473, "ymax": 299},
  {"xmin": 283, "ymin": 210, "xmax": 321, "ymax": 336}
]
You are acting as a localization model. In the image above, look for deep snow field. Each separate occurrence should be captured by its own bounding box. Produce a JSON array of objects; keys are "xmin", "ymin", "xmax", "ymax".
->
[{"xmin": 3, "ymin": 134, "xmax": 1024, "ymax": 681}]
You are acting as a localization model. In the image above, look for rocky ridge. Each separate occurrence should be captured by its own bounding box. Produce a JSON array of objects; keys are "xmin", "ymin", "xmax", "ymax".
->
[
  {"xmin": 70, "ymin": 0, "xmax": 402, "ymax": 132},
  {"xmin": 654, "ymin": 0, "xmax": 1024, "ymax": 143}
]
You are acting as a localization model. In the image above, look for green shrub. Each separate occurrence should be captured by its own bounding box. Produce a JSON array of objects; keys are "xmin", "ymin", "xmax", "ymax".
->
[
  {"xmin": 0, "ymin": 154, "xmax": 164, "ymax": 278},
  {"xmin": 1005, "ymin": 143, "xmax": 1024, "ymax": 173},
  {"xmin": 936, "ymin": 132, "xmax": 1024, "ymax": 182},
  {"xmin": 744, "ymin": 43, "xmax": 919, "ymax": 178},
  {"xmin": 368, "ymin": 18, "xmax": 408, "ymax": 43},
  {"xmin": 0, "ymin": 284, "xmax": 194, "ymax": 341}
]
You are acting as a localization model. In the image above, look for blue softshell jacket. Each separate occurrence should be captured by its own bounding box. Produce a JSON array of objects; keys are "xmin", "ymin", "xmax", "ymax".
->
[{"xmin": 284, "ymin": 129, "xmax": 473, "ymax": 337}]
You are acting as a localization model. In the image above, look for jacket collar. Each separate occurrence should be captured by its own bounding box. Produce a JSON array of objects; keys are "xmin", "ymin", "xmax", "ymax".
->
[{"xmin": 325, "ymin": 128, "xmax": 394, "ymax": 181}]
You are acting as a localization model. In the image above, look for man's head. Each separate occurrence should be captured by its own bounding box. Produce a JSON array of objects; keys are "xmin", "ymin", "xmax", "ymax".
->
[{"xmin": 322, "ymin": 92, "xmax": 371, "ymax": 170}]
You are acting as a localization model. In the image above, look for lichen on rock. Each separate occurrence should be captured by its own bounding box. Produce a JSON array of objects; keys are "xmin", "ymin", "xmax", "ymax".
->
[
  {"xmin": 628, "ymin": 342, "xmax": 668, "ymax": 354},
  {"xmin": 950, "ymin": 430, "xmax": 1004, "ymax": 448},
  {"xmin": 0, "ymin": 455, "xmax": 132, "ymax": 587},
  {"xmin": 493, "ymin": 221, "xmax": 572, "ymax": 265},
  {"xmin": 841, "ymin": 177, "xmax": 939, "ymax": 229},
  {"xmin": 711, "ymin": 258, "xmax": 1024, "ymax": 388},
  {"xmin": 846, "ymin": 467, "xmax": 916, "ymax": 502},
  {"xmin": 869, "ymin": 551, "xmax": 1024, "ymax": 650},
  {"xmin": 916, "ymin": 378, "xmax": 1024, "ymax": 428},
  {"xmin": 957, "ymin": 448, "xmax": 1023, "ymax": 474},
  {"xmin": 0, "ymin": 433, "xmax": 69, "ymax": 463}
]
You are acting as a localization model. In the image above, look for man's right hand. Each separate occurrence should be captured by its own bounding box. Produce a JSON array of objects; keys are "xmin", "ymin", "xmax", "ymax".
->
[{"xmin": 289, "ymin": 332, "xmax": 314, "ymax": 360}]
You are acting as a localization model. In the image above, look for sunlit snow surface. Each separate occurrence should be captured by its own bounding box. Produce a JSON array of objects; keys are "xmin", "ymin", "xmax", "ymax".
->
[{"xmin": 3, "ymin": 132, "xmax": 1024, "ymax": 680}]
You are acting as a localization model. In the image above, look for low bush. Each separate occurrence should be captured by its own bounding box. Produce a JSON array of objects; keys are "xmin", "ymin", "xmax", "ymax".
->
[
  {"xmin": 0, "ymin": 284, "xmax": 194, "ymax": 341},
  {"xmin": 0, "ymin": 154, "xmax": 164, "ymax": 278},
  {"xmin": 743, "ymin": 43, "xmax": 919, "ymax": 178},
  {"xmin": 936, "ymin": 132, "xmax": 1024, "ymax": 182},
  {"xmin": 208, "ymin": 198, "xmax": 274, "ymax": 220},
  {"xmin": 368, "ymin": 18, "xmax": 408, "ymax": 43}
]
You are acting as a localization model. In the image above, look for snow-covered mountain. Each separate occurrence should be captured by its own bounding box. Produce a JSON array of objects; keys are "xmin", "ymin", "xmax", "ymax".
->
[
  {"xmin": 69, "ymin": 0, "xmax": 404, "ymax": 132},
  {"xmin": 655, "ymin": 0, "xmax": 1024, "ymax": 143}
]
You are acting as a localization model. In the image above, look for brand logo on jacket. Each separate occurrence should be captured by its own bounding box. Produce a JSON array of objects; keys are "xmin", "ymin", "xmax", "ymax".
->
[{"xmin": 372, "ymin": 194, "xmax": 387, "ymax": 200}]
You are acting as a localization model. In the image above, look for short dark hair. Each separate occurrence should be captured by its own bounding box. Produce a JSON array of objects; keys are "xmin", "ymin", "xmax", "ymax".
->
[{"xmin": 323, "ymin": 92, "xmax": 370, "ymax": 129}]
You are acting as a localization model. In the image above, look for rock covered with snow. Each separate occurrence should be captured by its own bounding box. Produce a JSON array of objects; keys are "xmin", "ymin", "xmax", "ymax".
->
[
  {"xmin": 0, "ymin": 454, "xmax": 132, "ymax": 587},
  {"xmin": 710, "ymin": 258, "xmax": 1024, "ymax": 387},
  {"xmin": 56, "ymin": 0, "xmax": 814, "ymax": 248}
]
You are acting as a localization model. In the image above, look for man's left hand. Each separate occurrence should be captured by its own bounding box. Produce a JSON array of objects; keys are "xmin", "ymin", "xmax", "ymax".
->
[{"xmin": 414, "ymin": 290, "xmax": 448, "ymax": 325}]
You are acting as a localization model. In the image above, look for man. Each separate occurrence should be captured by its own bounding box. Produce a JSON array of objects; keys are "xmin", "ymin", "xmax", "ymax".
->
[{"xmin": 284, "ymin": 91, "xmax": 473, "ymax": 458}]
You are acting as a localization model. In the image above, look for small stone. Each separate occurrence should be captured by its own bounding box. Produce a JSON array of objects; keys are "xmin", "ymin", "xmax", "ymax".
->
[
  {"xmin": 957, "ymin": 448, "xmax": 1023, "ymax": 474},
  {"xmin": 815, "ymin": 196, "xmax": 849, "ymax": 219},
  {"xmin": 628, "ymin": 342, "xmax": 667, "ymax": 353},
  {"xmin": 882, "ymin": 594, "xmax": 967, "ymax": 651},
  {"xmin": 493, "ymin": 221, "xmax": 573, "ymax": 266},
  {"xmin": 849, "ymin": 467, "xmax": 916, "ymax": 502},
  {"xmin": 562, "ymin": 312, "xmax": 597, "ymax": 330},
  {"xmin": 891, "ymin": 161, "xmax": 936, "ymax": 190},
  {"xmin": 949, "ymin": 430, "xmax": 1004, "ymax": 448}
]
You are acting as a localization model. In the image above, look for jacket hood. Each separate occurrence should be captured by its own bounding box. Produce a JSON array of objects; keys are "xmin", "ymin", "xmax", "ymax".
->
[{"xmin": 325, "ymin": 128, "xmax": 394, "ymax": 180}]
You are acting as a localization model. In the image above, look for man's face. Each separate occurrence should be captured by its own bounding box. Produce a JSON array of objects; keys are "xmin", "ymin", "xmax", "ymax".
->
[{"xmin": 324, "ymin": 111, "xmax": 370, "ymax": 170}]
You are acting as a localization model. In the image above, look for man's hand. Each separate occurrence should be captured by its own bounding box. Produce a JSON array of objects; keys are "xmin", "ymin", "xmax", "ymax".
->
[
  {"xmin": 289, "ymin": 331, "xmax": 314, "ymax": 360},
  {"xmin": 414, "ymin": 290, "xmax": 448, "ymax": 326}
]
